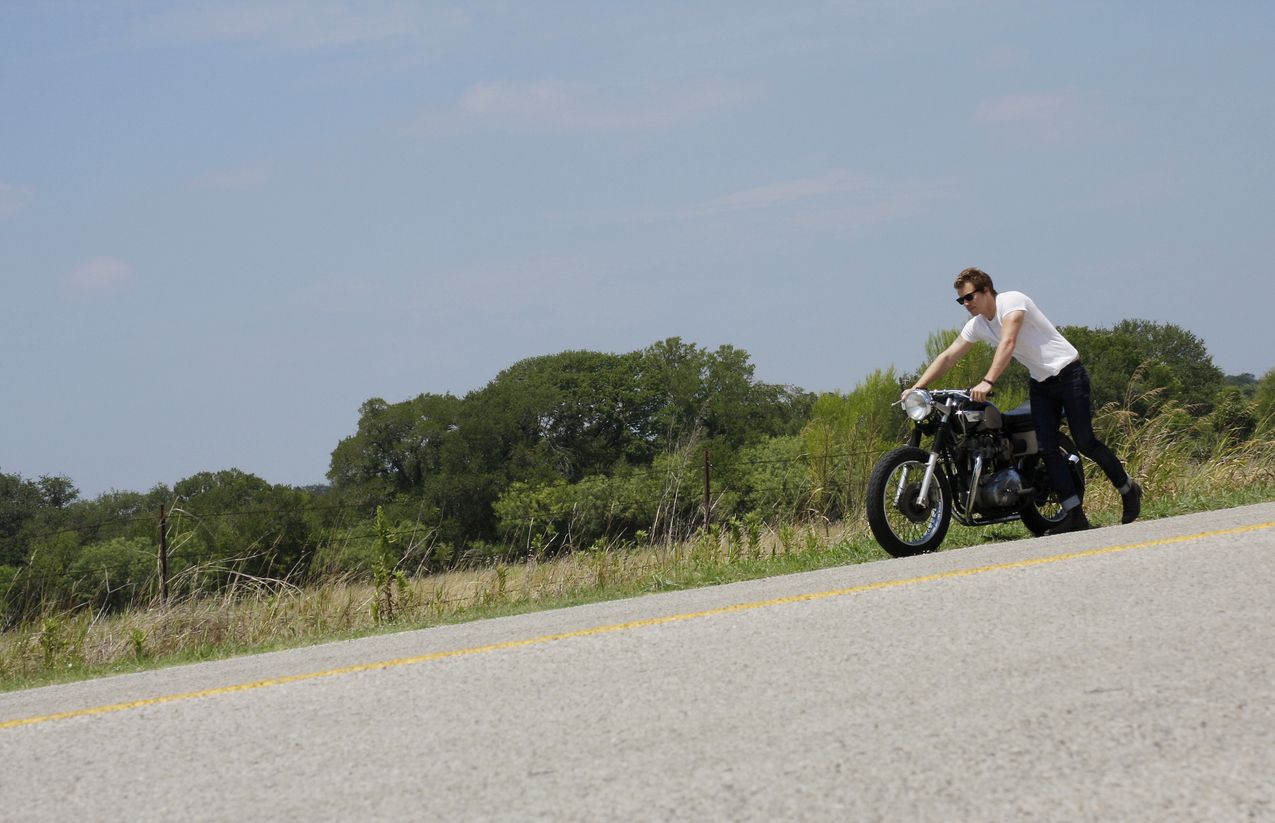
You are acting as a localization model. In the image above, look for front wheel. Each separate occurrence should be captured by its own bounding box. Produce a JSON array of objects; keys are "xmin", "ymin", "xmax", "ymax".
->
[
  {"xmin": 866, "ymin": 446, "xmax": 952, "ymax": 557},
  {"xmin": 1019, "ymin": 434, "xmax": 1086, "ymax": 536}
]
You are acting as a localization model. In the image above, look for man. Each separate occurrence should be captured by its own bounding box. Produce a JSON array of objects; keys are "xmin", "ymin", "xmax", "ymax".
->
[{"xmin": 904, "ymin": 267, "xmax": 1141, "ymax": 534}]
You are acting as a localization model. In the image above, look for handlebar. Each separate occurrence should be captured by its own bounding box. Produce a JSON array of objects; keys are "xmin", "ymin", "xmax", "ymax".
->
[{"xmin": 897, "ymin": 387, "xmax": 992, "ymax": 407}]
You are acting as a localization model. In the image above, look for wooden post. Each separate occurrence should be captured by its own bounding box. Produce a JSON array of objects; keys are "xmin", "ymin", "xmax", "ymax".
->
[{"xmin": 158, "ymin": 504, "xmax": 169, "ymax": 604}]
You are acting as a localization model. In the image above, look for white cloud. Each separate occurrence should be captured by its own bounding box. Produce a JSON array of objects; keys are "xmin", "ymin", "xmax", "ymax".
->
[
  {"xmin": 0, "ymin": 181, "xmax": 33, "ymax": 217},
  {"xmin": 974, "ymin": 89, "xmax": 1113, "ymax": 143},
  {"xmin": 63, "ymin": 258, "xmax": 138, "ymax": 299},
  {"xmin": 672, "ymin": 170, "xmax": 874, "ymax": 220},
  {"xmin": 141, "ymin": 1, "xmax": 427, "ymax": 51},
  {"xmin": 422, "ymin": 79, "xmax": 752, "ymax": 134}
]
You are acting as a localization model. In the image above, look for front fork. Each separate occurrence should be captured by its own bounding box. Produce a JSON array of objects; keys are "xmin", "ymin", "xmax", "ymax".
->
[
  {"xmin": 914, "ymin": 452, "xmax": 942, "ymax": 506},
  {"xmin": 897, "ymin": 424, "xmax": 949, "ymax": 509}
]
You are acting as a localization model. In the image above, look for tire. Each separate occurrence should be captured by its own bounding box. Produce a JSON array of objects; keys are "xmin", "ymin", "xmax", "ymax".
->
[
  {"xmin": 1019, "ymin": 434, "xmax": 1086, "ymax": 536},
  {"xmin": 866, "ymin": 446, "xmax": 952, "ymax": 557}
]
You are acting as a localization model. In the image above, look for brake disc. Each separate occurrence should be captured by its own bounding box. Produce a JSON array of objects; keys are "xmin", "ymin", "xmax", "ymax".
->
[{"xmin": 895, "ymin": 481, "xmax": 933, "ymax": 524}]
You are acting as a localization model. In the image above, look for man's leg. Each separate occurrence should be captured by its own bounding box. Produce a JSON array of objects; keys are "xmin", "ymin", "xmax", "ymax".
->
[
  {"xmin": 1057, "ymin": 364, "xmax": 1142, "ymax": 523},
  {"xmin": 1030, "ymin": 378, "xmax": 1082, "ymax": 511},
  {"xmin": 1030, "ymin": 377, "xmax": 1090, "ymax": 534}
]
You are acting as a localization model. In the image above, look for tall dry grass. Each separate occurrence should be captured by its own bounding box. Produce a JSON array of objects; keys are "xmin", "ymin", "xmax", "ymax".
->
[
  {"xmin": 3, "ymin": 390, "xmax": 1272, "ymax": 689},
  {"xmin": 0, "ymin": 519, "xmax": 869, "ymax": 686},
  {"xmin": 1086, "ymin": 385, "xmax": 1275, "ymax": 514}
]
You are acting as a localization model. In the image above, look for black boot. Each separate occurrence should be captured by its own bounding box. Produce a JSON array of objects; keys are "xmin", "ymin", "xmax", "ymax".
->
[
  {"xmin": 1121, "ymin": 480, "xmax": 1142, "ymax": 524},
  {"xmin": 1047, "ymin": 506, "xmax": 1091, "ymax": 536}
]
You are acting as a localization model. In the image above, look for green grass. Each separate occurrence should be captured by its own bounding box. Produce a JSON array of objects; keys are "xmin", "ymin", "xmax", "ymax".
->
[
  {"xmin": 3, "ymin": 475, "xmax": 1272, "ymax": 694},
  {"xmin": 0, "ymin": 529, "xmax": 876, "ymax": 693}
]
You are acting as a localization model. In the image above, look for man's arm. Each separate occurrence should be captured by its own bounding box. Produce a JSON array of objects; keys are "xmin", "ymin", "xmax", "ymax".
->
[
  {"xmin": 904, "ymin": 336, "xmax": 974, "ymax": 399},
  {"xmin": 972, "ymin": 310, "xmax": 1024, "ymax": 401}
]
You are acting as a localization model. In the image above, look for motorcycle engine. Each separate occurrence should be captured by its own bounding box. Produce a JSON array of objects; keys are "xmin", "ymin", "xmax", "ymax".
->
[
  {"xmin": 969, "ymin": 432, "xmax": 1013, "ymax": 464},
  {"xmin": 977, "ymin": 468, "xmax": 1026, "ymax": 509}
]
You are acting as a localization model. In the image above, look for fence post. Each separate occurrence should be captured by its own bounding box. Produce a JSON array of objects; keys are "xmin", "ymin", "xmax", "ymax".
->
[
  {"xmin": 703, "ymin": 448, "xmax": 711, "ymax": 531},
  {"xmin": 158, "ymin": 504, "xmax": 169, "ymax": 604}
]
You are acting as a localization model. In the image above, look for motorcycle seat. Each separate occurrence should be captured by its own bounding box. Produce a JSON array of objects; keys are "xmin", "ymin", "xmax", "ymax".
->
[{"xmin": 1002, "ymin": 401, "xmax": 1036, "ymax": 433}]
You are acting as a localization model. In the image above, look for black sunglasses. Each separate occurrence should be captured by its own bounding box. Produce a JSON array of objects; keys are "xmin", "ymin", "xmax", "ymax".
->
[{"xmin": 956, "ymin": 288, "xmax": 982, "ymax": 305}]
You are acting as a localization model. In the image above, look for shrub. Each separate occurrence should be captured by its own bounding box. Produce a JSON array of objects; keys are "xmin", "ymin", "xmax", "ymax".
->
[{"xmin": 68, "ymin": 537, "xmax": 155, "ymax": 610}]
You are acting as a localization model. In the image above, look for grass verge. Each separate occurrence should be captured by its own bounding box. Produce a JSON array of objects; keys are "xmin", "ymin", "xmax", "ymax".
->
[{"xmin": 3, "ymin": 476, "xmax": 1272, "ymax": 694}]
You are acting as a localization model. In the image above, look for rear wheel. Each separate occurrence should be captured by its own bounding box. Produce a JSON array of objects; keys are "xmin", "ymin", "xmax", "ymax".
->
[
  {"xmin": 1019, "ymin": 434, "xmax": 1085, "ymax": 536},
  {"xmin": 866, "ymin": 446, "xmax": 952, "ymax": 557}
]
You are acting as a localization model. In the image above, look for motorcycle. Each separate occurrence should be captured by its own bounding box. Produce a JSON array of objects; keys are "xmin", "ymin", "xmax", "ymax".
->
[{"xmin": 866, "ymin": 388, "xmax": 1085, "ymax": 557}]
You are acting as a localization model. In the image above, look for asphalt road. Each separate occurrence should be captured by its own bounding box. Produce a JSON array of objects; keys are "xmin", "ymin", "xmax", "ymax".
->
[{"xmin": 3, "ymin": 502, "xmax": 1273, "ymax": 821}]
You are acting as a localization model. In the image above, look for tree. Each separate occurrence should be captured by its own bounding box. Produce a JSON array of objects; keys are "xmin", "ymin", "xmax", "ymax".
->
[
  {"xmin": 441, "ymin": 348, "xmax": 670, "ymax": 541},
  {"xmin": 1207, "ymin": 387, "xmax": 1258, "ymax": 444},
  {"xmin": 464, "ymin": 349, "xmax": 659, "ymax": 483},
  {"xmin": 168, "ymin": 469, "xmax": 311, "ymax": 584},
  {"xmin": 68, "ymin": 536, "xmax": 155, "ymax": 611},
  {"xmin": 1254, "ymin": 367, "xmax": 1275, "ymax": 435},
  {"xmin": 1061, "ymin": 319, "xmax": 1223, "ymax": 414},
  {"xmin": 328, "ymin": 393, "xmax": 462, "ymax": 497},
  {"xmin": 0, "ymin": 472, "xmax": 45, "ymax": 566},
  {"xmin": 326, "ymin": 339, "xmax": 813, "ymax": 545},
  {"xmin": 0, "ymin": 471, "xmax": 79, "ymax": 566},
  {"xmin": 1224, "ymin": 373, "xmax": 1259, "ymax": 397},
  {"xmin": 637, "ymin": 338, "xmax": 810, "ymax": 451},
  {"xmin": 5, "ymin": 531, "xmax": 82, "ymax": 621},
  {"xmin": 37, "ymin": 476, "xmax": 78, "ymax": 509},
  {"xmin": 800, "ymin": 368, "xmax": 909, "ymax": 520}
]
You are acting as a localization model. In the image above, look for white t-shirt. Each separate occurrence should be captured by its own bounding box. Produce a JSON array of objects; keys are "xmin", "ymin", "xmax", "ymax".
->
[{"xmin": 959, "ymin": 290, "xmax": 1078, "ymax": 381}]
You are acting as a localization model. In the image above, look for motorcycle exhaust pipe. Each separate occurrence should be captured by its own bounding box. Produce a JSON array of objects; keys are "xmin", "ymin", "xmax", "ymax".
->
[{"xmin": 966, "ymin": 455, "xmax": 984, "ymax": 515}]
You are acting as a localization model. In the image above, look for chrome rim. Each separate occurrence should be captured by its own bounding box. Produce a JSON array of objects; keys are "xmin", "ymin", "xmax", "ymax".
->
[
  {"xmin": 1033, "ymin": 491, "xmax": 1067, "ymax": 523},
  {"xmin": 882, "ymin": 460, "xmax": 945, "ymax": 546}
]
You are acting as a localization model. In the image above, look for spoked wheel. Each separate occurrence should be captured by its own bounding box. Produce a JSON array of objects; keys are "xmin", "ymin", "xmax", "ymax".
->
[
  {"xmin": 1019, "ymin": 434, "xmax": 1086, "ymax": 536},
  {"xmin": 866, "ymin": 446, "xmax": 952, "ymax": 557}
]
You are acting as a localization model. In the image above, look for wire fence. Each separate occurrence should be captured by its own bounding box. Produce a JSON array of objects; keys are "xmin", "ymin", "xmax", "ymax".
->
[
  {"xmin": 4, "ymin": 516, "xmax": 861, "ymax": 636},
  {"xmin": 1, "ymin": 446, "xmax": 892, "ymax": 608}
]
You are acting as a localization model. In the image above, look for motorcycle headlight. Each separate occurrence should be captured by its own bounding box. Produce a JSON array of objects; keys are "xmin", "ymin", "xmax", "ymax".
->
[{"xmin": 902, "ymin": 389, "xmax": 932, "ymax": 422}]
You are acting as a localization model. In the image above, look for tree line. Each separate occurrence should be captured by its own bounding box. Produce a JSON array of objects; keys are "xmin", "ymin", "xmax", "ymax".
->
[{"xmin": 3, "ymin": 324, "xmax": 1272, "ymax": 624}]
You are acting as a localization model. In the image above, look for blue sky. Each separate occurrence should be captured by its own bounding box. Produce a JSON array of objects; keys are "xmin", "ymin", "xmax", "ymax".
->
[{"xmin": 2, "ymin": 1, "xmax": 1273, "ymax": 498}]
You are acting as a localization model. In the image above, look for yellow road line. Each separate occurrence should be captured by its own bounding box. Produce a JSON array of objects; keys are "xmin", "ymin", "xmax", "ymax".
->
[{"xmin": 4, "ymin": 520, "xmax": 1273, "ymax": 731}]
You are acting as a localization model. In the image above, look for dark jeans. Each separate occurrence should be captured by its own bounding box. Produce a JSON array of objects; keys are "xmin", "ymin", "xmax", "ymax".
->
[{"xmin": 1029, "ymin": 360, "xmax": 1129, "ymax": 508}]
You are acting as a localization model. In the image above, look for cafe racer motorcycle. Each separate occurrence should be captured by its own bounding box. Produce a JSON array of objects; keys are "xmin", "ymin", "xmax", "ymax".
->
[{"xmin": 866, "ymin": 388, "xmax": 1085, "ymax": 557}]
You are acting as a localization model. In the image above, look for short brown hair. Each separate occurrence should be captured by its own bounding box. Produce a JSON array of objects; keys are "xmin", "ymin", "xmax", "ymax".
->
[{"xmin": 954, "ymin": 267, "xmax": 996, "ymax": 296}]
